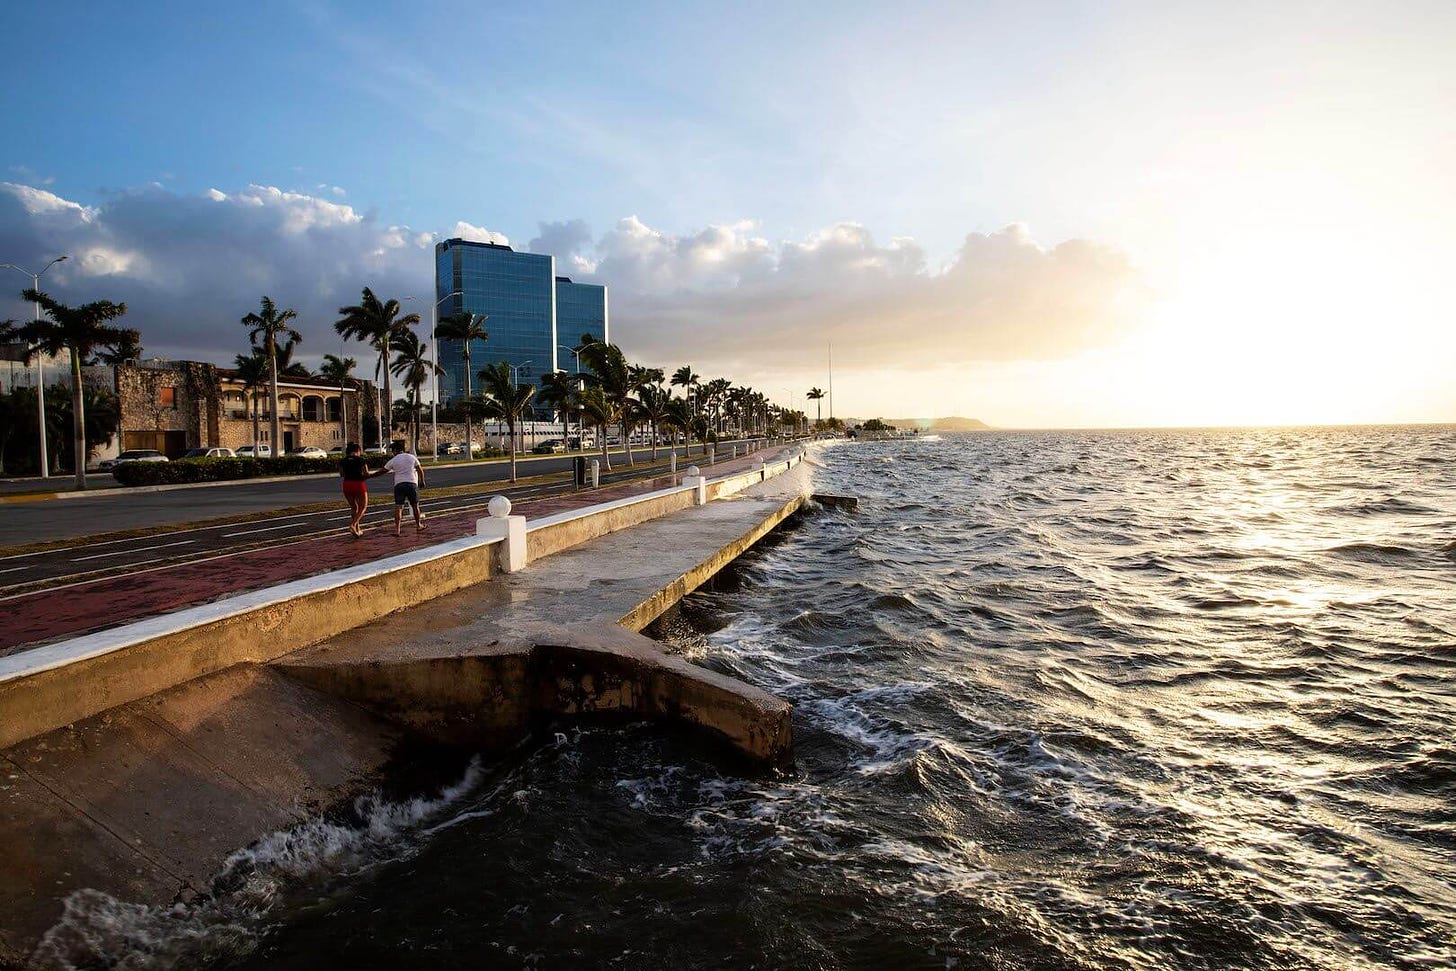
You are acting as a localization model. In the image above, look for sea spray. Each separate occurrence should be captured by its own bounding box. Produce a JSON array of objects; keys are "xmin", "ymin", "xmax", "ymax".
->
[{"xmin": 29, "ymin": 758, "xmax": 486, "ymax": 970}]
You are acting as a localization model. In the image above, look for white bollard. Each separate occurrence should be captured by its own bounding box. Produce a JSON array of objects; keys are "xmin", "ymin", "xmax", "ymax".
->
[
  {"xmin": 670, "ymin": 453, "xmax": 677, "ymax": 477},
  {"xmin": 682, "ymin": 465, "xmax": 707, "ymax": 505},
  {"xmin": 477, "ymin": 495, "xmax": 527, "ymax": 572},
  {"xmin": 589, "ymin": 459, "xmax": 600, "ymax": 488},
  {"xmin": 708, "ymin": 445, "xmax": 716, "ymax": 466},
  {"xmin": 731, "ymin": 444, "xmax": 737, "ymax": 459}
]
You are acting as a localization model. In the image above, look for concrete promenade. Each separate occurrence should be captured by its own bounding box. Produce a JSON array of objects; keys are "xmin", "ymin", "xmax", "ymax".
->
[
  {"xmin": 0, "ymin": 447, "xmax": 818, "ymax": 965},
  {"xmin": 0, "ymin": 446, "xmax": 780, "ymax": 653}
]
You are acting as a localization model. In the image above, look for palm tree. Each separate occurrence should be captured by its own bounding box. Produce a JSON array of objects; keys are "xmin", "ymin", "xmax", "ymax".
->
[
  {"xmin": 702, "ymin": 377, "xmax": 732, "ymax": 438},
  {"xmin": 434, "ymin": 311, "xmax": 488, "ymax": 456},
  {"xmin": 807, "ymin": 387, "xmax": 825, "ymax": 427},
  {"xmin": 233, "ymin": 352, "xmax": 269, "ymax": 455},
  {"xmin": 335, "ymin": 287, "xmax": 420, "ymax": 448},
  {"xmin": 272, "ymin": 336, "xmax": 312, "ymax": 378},
  {"xmin": 577, "ymin": 385, "xmax": 616, "ymax": 470},
  {"xmin": 94, "ymin": 328, "xmax": 142, "ymax": 366},
  {"xmin": 391, "ymin": 330, "xmax": 442, "ymax": 454},
  {"xmin": 241, "ymin": 296, "xmax": 301, "ymax": 459},
  {"xmin": 671, "ymin": 366, "xmax": 700, "ymax": 417},
  {"xmin": 661, "ymin": 396, "xmax": 692, "ymax": 455},
  {"xmin": 17, "ymin": 289, "xmax": 130, "ymax": 487},
  {"xmin": 580, "ymin": 341, "xmax": 638, "ymax": 467},
  {"xmin": 320, "ymin": 353, "xmax": 357, "ymax": 444},
  {"xmin": 477, "ymin": 360, "xmax": 536, "ymax": 481},
  {"xmin": 637, "ymin": 384, "xmax": 672, "ymax": 460},
  {"xmin": 538, "ymin": 370, "xmax": 580, "ymax": 449}
]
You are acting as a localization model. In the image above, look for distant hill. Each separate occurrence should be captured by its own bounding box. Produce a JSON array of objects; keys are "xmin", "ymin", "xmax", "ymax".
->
[{"xmin": 849, "ymin": 417, "xmax": 992, "ymax": 431}]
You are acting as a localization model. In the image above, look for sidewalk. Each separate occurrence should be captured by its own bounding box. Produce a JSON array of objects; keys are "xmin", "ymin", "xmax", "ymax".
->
[{"xmin": 0, "ymin": 450, "xmax": 773, "ymax": 655}]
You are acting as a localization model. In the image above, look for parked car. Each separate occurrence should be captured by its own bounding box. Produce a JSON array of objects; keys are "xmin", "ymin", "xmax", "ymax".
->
[
  {"xmin": 328, "ymin": 446, "xmax": 346, "ymax": 455},
  {"xmin": 438, "ymin": 441, "xmax": 464, "ymax": 455},
  {"xmin": 288, "ymin": 446, "xmax": 328, "ymax": 458},
  {"xmin": 100, "ymin": 449, "xmax": 169, "ymax": 470},
  {"xmin": 179, "ymin": 447, "xmax": 235, "ymax": 460},
  {"xmin": 532, "ymin": 439, "xmax": 566, "ymax": 454},
  {"xmin": 569, "ymin": 435, "xmax": 595, "ymax": 450},
  {"xmin": 363, "ymin": 445, "xmax": 389, "ymax": 457},
  {"xmin": 236, "ymin": 444, "xmax": 272, "ymax": 458}
]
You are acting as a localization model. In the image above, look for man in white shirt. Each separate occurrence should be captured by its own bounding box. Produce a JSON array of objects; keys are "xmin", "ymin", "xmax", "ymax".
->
[{"xmin": 378, "ymin": 441, "xmax": 426, "ymax": 536}]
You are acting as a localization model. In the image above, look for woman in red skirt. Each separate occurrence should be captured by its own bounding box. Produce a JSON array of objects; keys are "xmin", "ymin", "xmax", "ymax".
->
[{"xmin": 339, "ymin": 442, "xmax": 373, "ymax": 536}]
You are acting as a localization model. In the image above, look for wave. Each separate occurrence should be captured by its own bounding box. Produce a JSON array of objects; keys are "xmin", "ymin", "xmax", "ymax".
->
[{"xmin": 30, "ymin": 759, "xmax": 486, "ymax": 970}]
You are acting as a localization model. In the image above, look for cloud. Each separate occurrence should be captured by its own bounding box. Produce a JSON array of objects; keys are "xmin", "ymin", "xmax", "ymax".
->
[
  {"xmin": 572, "ymin": 217, "xmax": 1144, "ymax": 372},
  {"xmin": 0, "ymin": 181, "xmax": 444, "ymax": 363},
  {"xmin": 526, "ymin": 219, "xmax": 596, "ymax": 275},
  {"xmin": 450, "ymin": 221, "xmax": 510, "ymax": 247},
  {"xmin": 0, "ymin": 181, "xmax": 1143, "ymax": 380}
]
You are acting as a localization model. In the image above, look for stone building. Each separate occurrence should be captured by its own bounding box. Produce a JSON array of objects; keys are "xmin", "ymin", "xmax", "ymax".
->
[{"xmin": 115, "ymin": 360, "xmax": 375, "ymax": 456}]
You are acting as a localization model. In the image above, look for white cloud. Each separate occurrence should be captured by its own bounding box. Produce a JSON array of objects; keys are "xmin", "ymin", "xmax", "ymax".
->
[
  {"xmin": 0, "ymin": 182, "xmax": 434, "ymax": 361},
  {"xmin": 0, "ymin": 181, "xmax": 1143, "ymax": 382},
  {"xmin": 450, "ymin": 220, "xmax": 510, "ymax": 246}
]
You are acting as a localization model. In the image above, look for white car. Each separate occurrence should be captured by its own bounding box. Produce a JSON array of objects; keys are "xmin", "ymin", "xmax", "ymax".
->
[
  {"xmin": 289, "ymin": 446, "xmax": 328, "ymax": 458},
  {"xmin": 100, "ymin": 449, "xmax": 169, "ymax": 470},
  {"xmin": 236, "ymin": 445, "xmax": 273, "ymax": 458},
  {"xmin": 180, "ymin": 447, "xmax": 235, "ymax": 460}
]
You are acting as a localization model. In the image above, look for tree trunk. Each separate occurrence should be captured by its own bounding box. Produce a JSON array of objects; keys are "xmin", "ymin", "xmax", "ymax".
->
[
  {"xmin": 71, "ymin": 347, "xmax": 86, "ymax": 489},
  {"xmin": 252, "ymin": 391, "xmax": 261, "ymax": 454},
  {"xmin": 622, "ymin": 420, "xmax": 634, "ymax": 466},
  {"xmin": 378, "ymin": 348, "xmax": 388, "ymax": 448},
  {"xmin": 600, "ymin": 426, "xmax": 611, "ymax": 471},
  {"xmin": 507, "ymin": 418, "xmax": 517, "ymax": 481},
  {"xmin": 649, "ymin": 420, "xmax": 657, "ymax": 460},
  {"xmin": 268, "ymin": 337, "xmax": 281, "ymax": 459},
  {"xmin": 463, "ymin": 354, "xmax": 473, "ymax": 460}
]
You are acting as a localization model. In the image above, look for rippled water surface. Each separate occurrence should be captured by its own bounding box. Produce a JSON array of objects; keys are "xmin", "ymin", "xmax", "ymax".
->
[{"xmin": 47, "ymin": 427, "xmax": 1456, "ymax": 969}]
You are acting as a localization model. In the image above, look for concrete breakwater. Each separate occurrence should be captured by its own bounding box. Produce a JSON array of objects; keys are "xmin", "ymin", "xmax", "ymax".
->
[{"xmin": 0, "ymin": 449, "xmax": 819, "ymax": 966}]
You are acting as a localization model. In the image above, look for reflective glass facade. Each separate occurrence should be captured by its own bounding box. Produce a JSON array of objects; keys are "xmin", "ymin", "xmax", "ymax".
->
[
  {"xmin": 555, "ymin": 277, "xmax": 609, "ymax": 358},
  {"xmin": 435, "ymin": 240, "xmax": 556, "ymax": 416}
]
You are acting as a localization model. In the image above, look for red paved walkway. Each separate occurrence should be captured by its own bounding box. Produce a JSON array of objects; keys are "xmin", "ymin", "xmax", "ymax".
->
[{"xmin": 0, "ymin": 452, "xmax": 773, "ymax": 655}]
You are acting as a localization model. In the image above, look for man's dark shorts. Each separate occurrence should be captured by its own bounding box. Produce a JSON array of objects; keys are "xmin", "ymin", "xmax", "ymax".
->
[{"xmin": 393, "ymin": 482, "xmax": 420, "ymax": 508}]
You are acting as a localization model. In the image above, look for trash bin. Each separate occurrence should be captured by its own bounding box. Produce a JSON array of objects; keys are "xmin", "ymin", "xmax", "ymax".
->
[{"xmin": 574, "ymin": 455, "xmax": 587, "ymax": 486}]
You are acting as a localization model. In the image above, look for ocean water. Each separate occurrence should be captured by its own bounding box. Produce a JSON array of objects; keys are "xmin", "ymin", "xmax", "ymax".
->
[{"xmin": 35, "ymin": 427, "xmax": 1456, "ymax": 969}]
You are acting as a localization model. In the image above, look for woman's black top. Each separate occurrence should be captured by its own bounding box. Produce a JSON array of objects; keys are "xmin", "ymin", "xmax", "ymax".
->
[{"xmin": 341, "ymin": 456, "xmax": 370, "ymax": 481}]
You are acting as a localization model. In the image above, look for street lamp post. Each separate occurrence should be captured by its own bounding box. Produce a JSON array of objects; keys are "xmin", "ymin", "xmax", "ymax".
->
[{"xmin": 1, "ymin": 255, "xmax": 68, "ymax": 478}]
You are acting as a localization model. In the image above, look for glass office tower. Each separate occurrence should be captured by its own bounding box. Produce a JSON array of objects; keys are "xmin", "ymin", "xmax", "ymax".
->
[
  {"xmin": 435, "ymin": 239, "xmax": 556, "ymax": 416},
  {"xmin": 555, "ymin": 277, "xmax": 610, "ymax": 355}
]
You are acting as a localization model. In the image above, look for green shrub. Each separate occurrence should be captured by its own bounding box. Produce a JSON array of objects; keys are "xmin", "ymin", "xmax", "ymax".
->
[{"xmin": 112, "ymin": 456, "xmax": 339, "ymax": 486}]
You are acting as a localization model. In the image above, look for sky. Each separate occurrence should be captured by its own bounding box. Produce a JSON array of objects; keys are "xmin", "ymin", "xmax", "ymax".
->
[{"xmin": 1, "ymin": 0, "xmax": 1453, "ymax": 427}]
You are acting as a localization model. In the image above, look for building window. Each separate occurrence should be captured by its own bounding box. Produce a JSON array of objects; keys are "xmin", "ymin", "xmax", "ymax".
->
[{"xmin": 158, "ymin": 387, "xmax": 176, "ymax": 409}]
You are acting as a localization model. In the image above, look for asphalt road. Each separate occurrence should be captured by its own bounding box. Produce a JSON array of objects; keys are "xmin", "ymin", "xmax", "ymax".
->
[
  {"xmin": 0, "ymin": 441, "xmax": 768, "ymax": 593},
  {"xmin": 0, "ymin": 442, "xmax": 753, "ymax": 549}
]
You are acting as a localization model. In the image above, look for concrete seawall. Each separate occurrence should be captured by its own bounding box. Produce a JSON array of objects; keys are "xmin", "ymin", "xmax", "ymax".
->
[{"xmin": 0, "ymin": 448, "xmax": 817, "ymax": 966}]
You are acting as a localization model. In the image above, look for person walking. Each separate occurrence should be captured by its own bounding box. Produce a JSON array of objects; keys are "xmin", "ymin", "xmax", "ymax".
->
[
  {"xmin": 381, "ymin": 440, "xmax": 426, "ymax": 536},
  {"xmin": 339, "ymin": 442, "xmax": 373, "ymax": 536}
]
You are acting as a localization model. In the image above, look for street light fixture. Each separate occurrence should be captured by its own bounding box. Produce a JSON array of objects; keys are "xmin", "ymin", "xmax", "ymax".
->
[{"xmin": 1, "ymin": 255, "xmax": 68, "ymax": 478}]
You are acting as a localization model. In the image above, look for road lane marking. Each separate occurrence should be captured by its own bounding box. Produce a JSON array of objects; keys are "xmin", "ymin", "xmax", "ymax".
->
[
  {"xmin": 221, "ymin": 522, "xmax": 316, "ymax": 538},
  {"xmin": 70, "ymin": 540, "xmax": 196, "ymax": 562}
]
